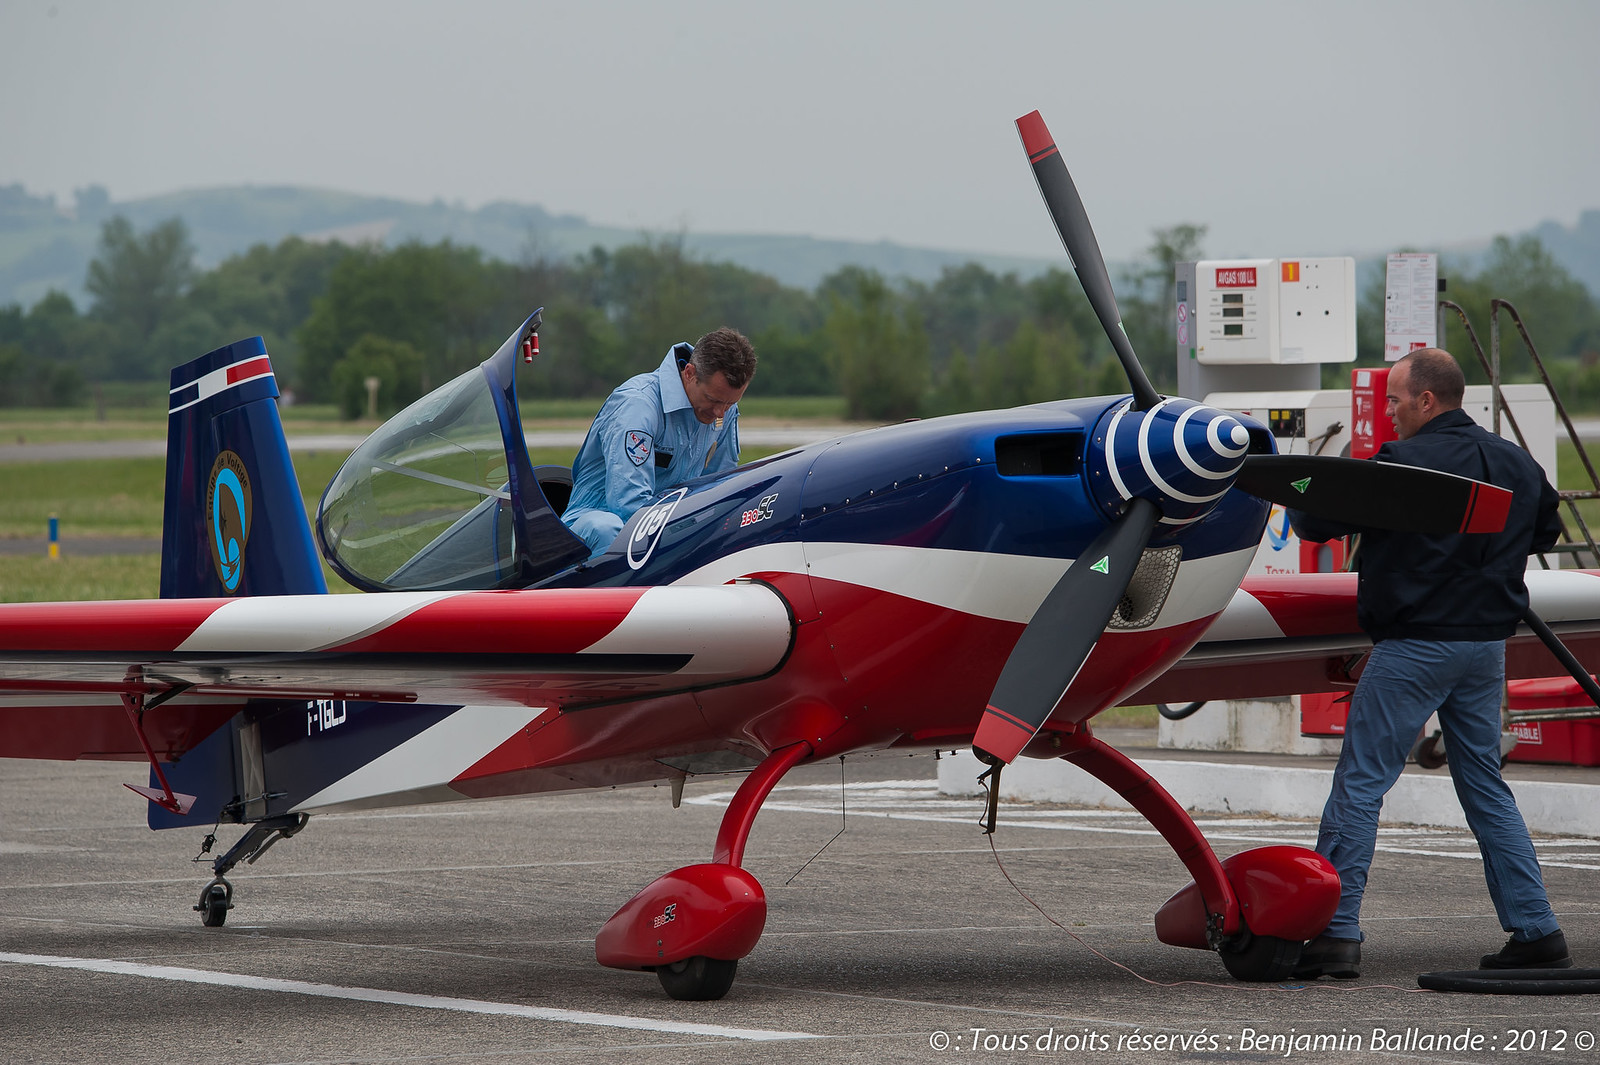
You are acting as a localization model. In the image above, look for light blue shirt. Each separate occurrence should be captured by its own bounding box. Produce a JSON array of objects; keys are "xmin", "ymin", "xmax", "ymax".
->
[{"xmin": 562, "ymin": 344, "xmax": 741, "ymax": 556}]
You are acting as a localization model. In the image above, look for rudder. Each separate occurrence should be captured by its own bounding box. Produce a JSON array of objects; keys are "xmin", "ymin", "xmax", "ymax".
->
[{"xmin": 161, "ymin": 336, "xmax": 327, "ymax": 598}]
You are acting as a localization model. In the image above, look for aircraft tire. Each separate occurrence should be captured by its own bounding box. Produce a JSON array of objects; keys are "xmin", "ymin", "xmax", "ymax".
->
[
  {"xmin": 1414, "ymin": 732, "xmax": 1447, "ymax": 770},
  {"xmin": 198, "ymin": 883, "xmax": 230, "ymax": 927},
  {"xmin": 656, "ymin": 956, "xmax": 738, "ymax": 1000},
  {"xmin": 1218, "ymin": 931, "xmax": 1301, "ymax": 982}
]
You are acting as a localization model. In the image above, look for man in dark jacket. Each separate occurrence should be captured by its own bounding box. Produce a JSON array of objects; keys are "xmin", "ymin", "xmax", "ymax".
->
[{"xmin": 1289, "ymin": 348, "xmax": 1567, "ymax": 979}]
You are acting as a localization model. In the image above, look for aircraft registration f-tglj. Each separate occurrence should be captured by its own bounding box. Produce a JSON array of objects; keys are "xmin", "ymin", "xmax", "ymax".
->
[{"xmin": 3, "ymin": 111, "xmax": 1598, "ymax": 1001}]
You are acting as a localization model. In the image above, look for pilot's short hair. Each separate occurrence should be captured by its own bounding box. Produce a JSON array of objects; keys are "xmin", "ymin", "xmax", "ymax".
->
[{"xmin": 691, "ymin": 328, "xmax": 757, "ymax": 389}]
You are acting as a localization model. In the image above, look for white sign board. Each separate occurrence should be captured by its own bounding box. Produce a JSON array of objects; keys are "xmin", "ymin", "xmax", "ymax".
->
[{"xmin": 1384, "ymin": 252, "xmax": 1438, "ymax": 361}]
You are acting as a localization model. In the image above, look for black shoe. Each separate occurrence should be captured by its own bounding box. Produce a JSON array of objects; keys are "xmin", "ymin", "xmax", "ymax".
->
[
  {"xmin": 1479, "ymin": 930, "xmax": 1572, "ymax": 970},
  {"xmin": 1293, "ymin": 935, "xmax": 1361, "ymax": 979}
]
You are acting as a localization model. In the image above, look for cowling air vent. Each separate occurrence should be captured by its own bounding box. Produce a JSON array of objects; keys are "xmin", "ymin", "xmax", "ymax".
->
[{"xmin": 1107, "ymin": 545, "xmax": 1182, "ymax": 630}]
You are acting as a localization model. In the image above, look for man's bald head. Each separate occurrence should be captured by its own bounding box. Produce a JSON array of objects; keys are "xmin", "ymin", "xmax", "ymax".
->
[{"xmin": 1387, "ymin": 348, "xmax": 1466, "ymax": 440}]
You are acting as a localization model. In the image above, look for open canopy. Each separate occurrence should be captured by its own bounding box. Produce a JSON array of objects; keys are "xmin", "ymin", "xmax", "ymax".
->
[{"xmin": 317, "ymin": 310, "xmax": 589, "ymax": 591}]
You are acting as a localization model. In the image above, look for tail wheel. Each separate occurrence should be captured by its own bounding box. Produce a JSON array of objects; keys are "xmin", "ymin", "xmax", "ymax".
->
[
  {"xmin": 656, "ymin": 956, "xmax": 738, "ymax": 1001},
  {"xmin": 1219, "ymin": 930, "xmax": 1301, "ymax": 982},
  {"xmin": 196, "ymin": 881, "xmax": 232, "ymax": 928},
  {"xmin": 1414, "ymin": 732, "xmax": 1447, "ymax": 769}
]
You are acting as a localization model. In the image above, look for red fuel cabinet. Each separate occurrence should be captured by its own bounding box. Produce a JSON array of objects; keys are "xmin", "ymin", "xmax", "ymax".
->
[{"xmin": 1505, "ymin": 677, "xmax": 1600, "ymax": 767}]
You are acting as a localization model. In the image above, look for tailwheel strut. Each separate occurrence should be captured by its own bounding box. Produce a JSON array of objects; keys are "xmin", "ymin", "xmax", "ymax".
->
[
  {"xmin": 194, "ymin": 813, "xmax": 309, "ymax": 928},
  {"xmin": 596, "ymin": 741, "xmax": 813, "ymax": 1000}
]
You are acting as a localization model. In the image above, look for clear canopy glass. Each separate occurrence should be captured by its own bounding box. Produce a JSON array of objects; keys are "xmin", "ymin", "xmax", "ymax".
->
[{"xmin": 318, "ymin": 366, "xmax": 518, "ymax": 591}]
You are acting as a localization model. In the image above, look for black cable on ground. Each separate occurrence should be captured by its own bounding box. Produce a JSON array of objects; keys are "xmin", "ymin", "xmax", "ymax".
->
[{"xmin": 1417, "ymin": 969, "xmax": 1600, "ymax": 995}]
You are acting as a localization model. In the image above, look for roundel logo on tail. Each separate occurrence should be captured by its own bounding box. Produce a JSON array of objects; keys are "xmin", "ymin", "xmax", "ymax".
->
[{"xmin": 206, "ymin": 450, "xmax": 253, "ymax": 593}]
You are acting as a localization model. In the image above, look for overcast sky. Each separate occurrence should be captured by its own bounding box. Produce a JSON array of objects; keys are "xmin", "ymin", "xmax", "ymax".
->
[{"xmin": 3, "ymin": 0, "xmax": 1596, "ymax": 265}]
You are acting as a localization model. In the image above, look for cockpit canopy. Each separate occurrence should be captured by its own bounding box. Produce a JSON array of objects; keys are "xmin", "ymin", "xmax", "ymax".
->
[{"xmin": 316, "ymin": 310, "xmax": 589, "ymax": 591}]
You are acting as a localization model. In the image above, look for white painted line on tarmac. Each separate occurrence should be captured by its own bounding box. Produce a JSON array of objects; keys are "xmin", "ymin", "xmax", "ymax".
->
[{"xmin": 0, "ymin": 952, "xmax": 820, "ymax": 1042}]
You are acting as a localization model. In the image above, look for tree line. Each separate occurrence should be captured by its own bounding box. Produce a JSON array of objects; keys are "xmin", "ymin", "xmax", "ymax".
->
[{"xmin": 3, "ymin": 215, "xmax": 1599, "ymax": 417}]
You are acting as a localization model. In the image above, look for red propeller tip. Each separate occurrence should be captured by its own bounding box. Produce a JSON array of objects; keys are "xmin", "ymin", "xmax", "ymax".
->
[
  {"xmin": 973, "ymin": 703, "xmax": 1034, "ymax": 765},
  {"xmin": 1460, "ymin": 481, "xmax": 1513, "ymax": 534},
  {"xmin": 1015, "ymin": 111, "xmax": 1057, "ymax": 162}
]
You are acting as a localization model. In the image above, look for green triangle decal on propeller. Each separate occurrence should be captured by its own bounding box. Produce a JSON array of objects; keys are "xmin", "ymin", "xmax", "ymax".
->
[
  {"xmin": 1291, "ymin": 477, "xmax": 1312, "ymax": 494},
  {"xmin": 1090, "ymin": 556, "xmax": 1110, "ymax": 574}
]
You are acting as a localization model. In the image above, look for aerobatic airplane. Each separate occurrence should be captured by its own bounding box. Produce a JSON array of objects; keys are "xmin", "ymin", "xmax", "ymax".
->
[{"xmin": 3, "ymin": 111, "xmax": 1598, "ymax": 1001}]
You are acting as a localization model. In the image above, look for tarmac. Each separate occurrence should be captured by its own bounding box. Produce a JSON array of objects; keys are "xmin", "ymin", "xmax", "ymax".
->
[
  {"xmin": 2, "ymin": 744, "xmax": 1598, "ymax": 1064},
  {"xmin": 941, "ymin": 726, "xmax": 1600, "ymax": 838}
]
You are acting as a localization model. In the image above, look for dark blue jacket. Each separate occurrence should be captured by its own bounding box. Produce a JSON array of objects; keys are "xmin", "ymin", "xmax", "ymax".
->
[{"xmin": 1290, "ymin": 408, "xmax": 1560, "ymax": 642}]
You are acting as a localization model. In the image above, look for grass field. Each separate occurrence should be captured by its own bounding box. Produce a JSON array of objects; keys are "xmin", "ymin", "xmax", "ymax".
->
[
  {"xmin": 0, "ymin": 395, "xmax": 850, "ymax": 444},
  {"xmin": 0, "ymin": 444, "xmax": 791, "ymax": 601}
]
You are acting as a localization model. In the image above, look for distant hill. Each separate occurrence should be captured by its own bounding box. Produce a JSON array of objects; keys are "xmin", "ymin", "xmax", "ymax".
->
[
  {"xmin": 0, "ymin": 183, "xmax": 1057, "ymax": 310},
  {"xmin": 2, "ymin": 183, "xmax": 1598, "ymax": 311}
]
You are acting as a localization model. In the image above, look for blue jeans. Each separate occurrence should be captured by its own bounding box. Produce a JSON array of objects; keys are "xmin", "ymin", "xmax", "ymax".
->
[{"xmin": 1317, "ymin": 638, "xmax": 1559, "ymax": 942}]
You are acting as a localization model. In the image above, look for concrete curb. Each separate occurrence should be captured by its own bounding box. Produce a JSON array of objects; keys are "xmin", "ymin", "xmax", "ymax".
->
[{"xmin": 936, "ymin": 749, "xmax": 1600, "ymax": 838}]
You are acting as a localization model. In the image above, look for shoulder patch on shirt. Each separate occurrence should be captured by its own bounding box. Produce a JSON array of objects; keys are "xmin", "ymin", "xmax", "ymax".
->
[{"xmin": 624, "ymin": 429, "xmax": 653, "ymax": 467}]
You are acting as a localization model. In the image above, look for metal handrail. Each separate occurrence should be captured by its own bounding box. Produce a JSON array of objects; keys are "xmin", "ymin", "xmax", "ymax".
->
[
  {"xmin": 1491, "ymin": 299, "xmax": 1600, "ymax": 495},
  {"xmin": 1438, "ymin": 298, "xmax": 1600, "ymax": 568},
  {"xmin": 1490, "ymin": 299, "xmax": 1600, "ymax": 570}
]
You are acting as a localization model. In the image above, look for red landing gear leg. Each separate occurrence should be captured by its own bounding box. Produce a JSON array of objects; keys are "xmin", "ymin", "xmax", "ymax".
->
[
  {"xmin": 1057, "ymin": 729, "xmax": 1336, "ymax": 982},
  {"xmin": 595, "ymin": 742, "xmax": 812, "ymax": 1000}
]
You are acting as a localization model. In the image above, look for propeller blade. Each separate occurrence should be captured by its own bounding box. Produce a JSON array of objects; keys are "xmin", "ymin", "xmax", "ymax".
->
[
  {"xmin": 973, "ymin": 497, "xmax": 1161, "ymax": 765},
  {"xmin": 1235, "ymin": 454, "xmax": 1512, "ymax": 535},
  {"xmin": 1016, "ymin": 110, "xmax": 1161, "ymax": 412}
]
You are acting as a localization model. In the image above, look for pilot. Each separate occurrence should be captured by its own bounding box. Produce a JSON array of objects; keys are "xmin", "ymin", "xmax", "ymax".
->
[
  {"xmin": 562, "ymin": 328, "xmax": 756, "ymax": 558},
  {"xmin": 1289, "ymin": 348, "xmax": 1566, "ymax": 980}
]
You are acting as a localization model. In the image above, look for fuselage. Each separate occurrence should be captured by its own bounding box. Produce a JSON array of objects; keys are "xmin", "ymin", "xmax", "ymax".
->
[{"xmin": 433, "ymin": 396, "xmax": 1274, "ymax": 795}]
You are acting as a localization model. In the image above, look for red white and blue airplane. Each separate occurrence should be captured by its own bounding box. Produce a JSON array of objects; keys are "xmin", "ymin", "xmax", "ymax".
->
[{"xmin": 3, "ymin": 112, "xmax": 1598, "ymax": 1001}]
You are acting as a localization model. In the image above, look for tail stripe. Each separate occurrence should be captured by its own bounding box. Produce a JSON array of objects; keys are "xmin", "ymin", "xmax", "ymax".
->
[{"xmin": 169, "ymin": 355, "xmax": 276, "ymax": 414}]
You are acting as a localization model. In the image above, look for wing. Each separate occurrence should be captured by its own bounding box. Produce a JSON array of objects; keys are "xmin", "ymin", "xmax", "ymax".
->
[
  {"xmin": 1130, "ymin": 569, "xmax": 1600, "ymax": 706},
  {"xmin": 0, "ymin": 584, "xmax": 794, "ymax": 761}
]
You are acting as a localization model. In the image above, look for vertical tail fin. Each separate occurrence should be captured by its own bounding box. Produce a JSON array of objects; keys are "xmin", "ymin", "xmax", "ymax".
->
[{"xmin": 160, "ymin": 337, "xmax": 327, "ymax": 598}]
